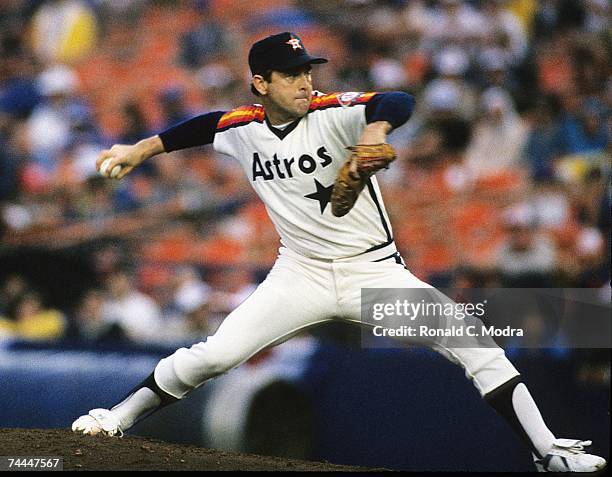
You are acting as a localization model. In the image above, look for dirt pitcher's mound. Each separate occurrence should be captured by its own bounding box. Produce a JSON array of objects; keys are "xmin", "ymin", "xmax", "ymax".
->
[{"xmin": 1, "ymin": 429, "xmax": 385, "ymax": 471}]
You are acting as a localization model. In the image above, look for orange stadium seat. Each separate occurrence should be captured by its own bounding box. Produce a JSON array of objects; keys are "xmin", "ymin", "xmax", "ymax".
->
[
  {"xmin": 551, "ymin": 221, "xmax": 580, "ymax": 249},
  {"xmin": 395, "ymin": 220, "xmax": 430, "ymax": 247},
  {"xmin": 209, "ymin": 0, "xmax": 290, "ymax": 21},
  {"xmin": 193, "ymin": 236, "xmax": 245, "ymax": 266},
  {"xmin": 420, "ymin": 242, "xmax": 456, "ymax": 274},
  {"xmin": 474, "ymin": 169, "xmax": 526, "ymax": 195},
  {"xmin": 138, "ymin": 263, "xmax": 174, "ymax": 291},
  {"xmin": 450, "ymin": 200, "xmax": 505, "ymax": 265},
  {"xmin": 141, "ymin": 237, "xmax": 193, "ymax": 263},
  {"xmin": 451, "ymin": 201, "xmax": 498, "ymax": 234}
]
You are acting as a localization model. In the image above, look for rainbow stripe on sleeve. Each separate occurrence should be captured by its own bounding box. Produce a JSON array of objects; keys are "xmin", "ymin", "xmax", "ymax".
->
[
  {"xmin": 216, "ymin": 105, "xmax": 266, "ymax": 132},
  {"xmin": 309, "ymin": 92, "xmax": 377, "ymax": 111},
  {"xmin": 216, "ymin": 92, "xmax": 377, "ymax": 132}
]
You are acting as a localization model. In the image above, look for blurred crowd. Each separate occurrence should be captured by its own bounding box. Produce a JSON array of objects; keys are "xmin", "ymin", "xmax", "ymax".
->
[
  {"xmin": 0, "ymin": 260, "xmax": 255, "ymax": 344},
  {"xmin": 0, "ymin": 0, "xmax": 609, "ymax": 346}
]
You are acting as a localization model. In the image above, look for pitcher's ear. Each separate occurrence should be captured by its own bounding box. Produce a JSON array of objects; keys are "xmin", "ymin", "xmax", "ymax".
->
[{"xmin": 251, "ymin": 75, "xmax": 268, "ymax": 96}]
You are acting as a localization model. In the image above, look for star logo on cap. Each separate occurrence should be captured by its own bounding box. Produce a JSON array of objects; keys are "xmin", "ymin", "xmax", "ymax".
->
[{"xmin": 286, "ymin": 38, "xmax": 303, "ymax": 50}]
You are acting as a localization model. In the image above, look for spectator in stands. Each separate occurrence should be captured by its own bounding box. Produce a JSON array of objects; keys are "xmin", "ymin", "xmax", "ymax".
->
[
  {"xmin": 555, "ymin": 0, "xmax": 588, "ymax": 33},
  {"xmin": 65, "ymin": 288, "xmax": 128, "ymax": 344},
  {"xmin": 583, "ymin": 0, "xmax": 609, "ymax": 33},
  {"xmin": 400, "ymin": 0, "xmax": 435, "ymax": 41},
  {"xmin": 523, "ymin": 96, "xmax": 563, "ymax": 181},
  {"xmin": 209, "ymin": 268, "xmax": 257, "ymax": 316},
  {"xmin": 480, "ymin": 0, "xmax": 528, "ymax": 65},
  {"xmin": 532, "ymin": 0, "xmax": 561, "ymax": 40},
  {"xmin": 159, "ymin": 87, "xmax": 192, "ymax": 130},
  {"xmin": 465, "ymin": 87, "xmax": 529, "ymax": 178},
  {"xmin": 496, "ymin": 204, "xmax": 557, "ymax": 287},
  {"xmin": 164, "ymin": 299, "xmax": 217, "ymax": 345},
  {"xmin": 558, "ymin": 97, "xmax": 608, "ymax": 156},
  {"xmin": 102, "ymin": 266, "xmax": 163, "ymax": 343},
  {"xmin": 118, "ymin": 101, "xmax": 151, "ymax": 146},
  {"xmin": 30, "ymin": 0, "xmax": 98, "ymax": 64},
  {"xmin": 428, "ymin": 46, "xmax": 478, "ymax": 120},
  {"xmin": 531, "ymin": 179, "xmax": 571, "ymax": 230},
  {"xmin": 418, "ymin": 80, "xmax": 473, "ymax": 162},
  {"xmin": 571, "ymin": 36, "xmax": 609, "ymax": 96},
  {"xmin": 173, "ymin": 265, "xmax": 211, "ymax": 316},
  {"xmin": 147, "ymin": 265, "xmax": 216, "ymax": 344},
  {"xmin": 0, "ymin": 32, "xmax": 41, "ymax": 119},
  {"xmin": 574, "ymin": 225, "xmax": 607, "ymax": 287},
  {"xmin": 63, "ymin": 132, "xmax": 105, "ymax": 184},
  {"xmin": 420, "ymin": 0, "xmax": 486, "ymax": 52},
  {"xmin": 194, "ymin": 62, "xmax": 240, "ymax": 111},
  {"xmin": 477, "ymin": 46, "xmax": 508, "ymax": 88},
  {"xmin": 0, "ymin": 290, "xmax": 66, "ymax": 341},
  {"xmin": 91, "ymin": 244, "xmax": 126, "ymax": 278},
  {"xmin": 401, "ymin": 82, "xmax": 475, "ymax": 195},
  {"xmin": 26, "ymin": 64, "xmax": 81, "ymax": 173},
  {"xmin": 179, "ymin": 7, "xmax": 233, "ymax": 69},
  {"xmin": 0, "ymin": 274, "xmax": 29, "ymax": 319},
  {"xmin": 369, "ymin": 49, "xmax": 409, "ymax": 91},
  {"xmin": 184, "ymin": 299, "xmax": 216, "ymax": 339}
]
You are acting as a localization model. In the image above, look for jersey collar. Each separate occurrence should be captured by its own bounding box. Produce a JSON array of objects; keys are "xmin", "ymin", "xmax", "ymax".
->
[{"xmin": 264, "ymin": 115, "xmax": 302, "ymax": 140}]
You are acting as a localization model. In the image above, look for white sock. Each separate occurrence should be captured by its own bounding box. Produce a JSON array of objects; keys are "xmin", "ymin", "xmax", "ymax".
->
[
  {"xmin": 511, "ymin": 383, "xmax": 556, "ymax": 457},
  {"xmin": 110, "ymin": 387, "xmax": 161, "ymax": 430}
]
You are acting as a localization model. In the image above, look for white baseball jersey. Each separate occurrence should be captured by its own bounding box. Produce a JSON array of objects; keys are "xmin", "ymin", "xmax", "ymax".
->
[
  {"xmin": 154, "ymin": 89, "xmax": 519, "ymax": 407},
  {"xmin": 213, "ymin": 92, "xmax": 394, "ymax": 260}
]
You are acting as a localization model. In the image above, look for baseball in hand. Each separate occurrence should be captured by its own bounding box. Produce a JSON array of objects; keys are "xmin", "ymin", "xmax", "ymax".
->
[{"xmin": 100, "ymin": 158, "xmax": 122, "ymax": 179}]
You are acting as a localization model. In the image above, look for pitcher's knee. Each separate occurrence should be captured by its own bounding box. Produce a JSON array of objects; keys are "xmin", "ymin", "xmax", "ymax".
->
[
  {"xmin": 465, "ymin": 348, "xmax": 520, "ymax": 396},
  {"xmin": 154, "ymin": 342, "xmax": 243, "ymax": 399}
]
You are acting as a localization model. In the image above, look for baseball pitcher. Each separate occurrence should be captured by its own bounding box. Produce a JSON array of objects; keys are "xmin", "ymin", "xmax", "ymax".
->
[{"xmin": 73, "ymin": 32, "xmax": 606, "ymax": 473}]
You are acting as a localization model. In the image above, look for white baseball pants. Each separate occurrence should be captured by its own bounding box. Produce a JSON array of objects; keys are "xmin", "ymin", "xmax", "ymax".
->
[{"xmin": 155, "ymin": 244, "xmax": 519, "ymax": 398}]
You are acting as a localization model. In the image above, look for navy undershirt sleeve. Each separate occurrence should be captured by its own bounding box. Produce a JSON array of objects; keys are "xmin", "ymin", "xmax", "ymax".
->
[
  {"xmin": 158, "ymin": 111, "xmax": 225, "ymax": 152},
  {"xmin": 365, "ymin": 92, "xmax": 415, "ymax": 131}
]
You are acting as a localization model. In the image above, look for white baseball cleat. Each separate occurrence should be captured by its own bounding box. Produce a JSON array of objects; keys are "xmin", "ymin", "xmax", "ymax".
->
[
  {"xmin": 71, "ymin": 408, "xmax": 123, "ymax": 437},
  {"xmin": 534, "ymin": 439, "xmax": 607, "ymax": 472}
]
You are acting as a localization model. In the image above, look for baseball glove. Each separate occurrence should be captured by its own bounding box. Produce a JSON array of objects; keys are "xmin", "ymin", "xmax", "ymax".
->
[{"xmin": 331, "ymin": 143, "xmax": 396, "ymax": 217}]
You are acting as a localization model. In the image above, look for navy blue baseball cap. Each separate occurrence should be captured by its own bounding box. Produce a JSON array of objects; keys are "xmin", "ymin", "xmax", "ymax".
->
[{"xmin": 248, "ymin": 32, "xmax": 328, "ymax": 75}]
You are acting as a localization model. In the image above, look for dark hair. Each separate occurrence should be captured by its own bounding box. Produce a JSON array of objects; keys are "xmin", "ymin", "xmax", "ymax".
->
[
  {"xmin": 6, "ymin": 290, "xmax": 42, "ymax": 320},
  {"xmin": 250, "ymin": 70, "xmax": 273, "ymax": 96}
]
